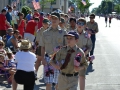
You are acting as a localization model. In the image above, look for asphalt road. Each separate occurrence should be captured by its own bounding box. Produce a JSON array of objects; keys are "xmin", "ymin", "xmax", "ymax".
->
[{"xmin": 0, "ymin": 16, "xmax": 120, "ymax": 90}]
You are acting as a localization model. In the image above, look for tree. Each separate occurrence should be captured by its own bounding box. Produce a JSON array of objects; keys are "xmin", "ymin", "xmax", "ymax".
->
[
  {"xmin": 114, "ymin": 4, "xmax": 120, "ymax": 14},
  {"xmin": 92, "ymin": 0, "xmax": 114, "ymax": 15},
  {"xmin": 70, "ymin": 0, "xmax": 93, "ymax": 13},
  {"xmin": 22, "ymin": 6, "xmax": 31, "ymax": 18}
]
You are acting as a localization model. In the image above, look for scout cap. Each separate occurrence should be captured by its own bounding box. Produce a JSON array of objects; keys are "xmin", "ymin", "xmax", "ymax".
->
[
  {"xmin": 64, "ymin": 31, "xmax": 79, "ymax": 39},
  {"xmin": 51, "ymin": 12, "xmax": 60, "ymax": 20},
  {"xmin": 43, "ymin": 18, "xmax": 50, "ymax": 24},
  {"xmin": 7, "ymin": 28, "xmax": 14, "ymax": 33},
  {"xmin": 60, "ymin": 17, "xmax": 65, "ymax": 23}
]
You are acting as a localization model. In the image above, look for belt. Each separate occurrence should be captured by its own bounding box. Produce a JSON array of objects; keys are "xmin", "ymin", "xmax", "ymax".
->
[{"xmin": 61, "ymin": 72, "xmax": 78, "ymax": 77}]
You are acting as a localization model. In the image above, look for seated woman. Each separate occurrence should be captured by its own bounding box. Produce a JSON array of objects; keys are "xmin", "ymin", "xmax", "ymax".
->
[
  {"xmin": 6, "ymin": 30, "xmax": 19, "ymax": 53},
  {"xmin": 12, "ymin": 39, "xmax": 37, "ymax": 90},
  {"xmin": 0, "ymin": 52, "xmax": 16, "ymax": 83}
]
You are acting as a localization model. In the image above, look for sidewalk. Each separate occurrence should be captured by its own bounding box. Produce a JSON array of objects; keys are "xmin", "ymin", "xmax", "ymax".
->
[{"xmin": 0, "ymin": 65, "xmax": 46, "ymax": 90}]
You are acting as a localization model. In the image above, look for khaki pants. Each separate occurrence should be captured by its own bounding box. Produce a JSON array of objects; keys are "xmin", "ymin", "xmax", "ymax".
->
[{"xmin": 58, "ymin": 74, "xmax": 78, "ymax": 90}]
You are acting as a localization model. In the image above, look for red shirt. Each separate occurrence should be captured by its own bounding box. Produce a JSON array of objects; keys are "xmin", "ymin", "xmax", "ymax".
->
[
  {"xmin": 0, "ymin": 14, "xmax": 7, "ymax": 30},
  {"xmin": 38, "ymin": 16, "xmax": 43, "ymax": 29},
  {"xmin": 25, "ymin": 20, "xmax": 37, "ymax": 35},
  {"xmin": 33, "ymin": 13, "xmax": 40, "ymax": 18}
]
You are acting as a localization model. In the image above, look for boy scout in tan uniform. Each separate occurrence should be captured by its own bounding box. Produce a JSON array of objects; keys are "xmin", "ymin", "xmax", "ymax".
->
[
  {"xmin": 35, "ymin": 18, "xmax": 50, "ymax": 72},
  {"xmin": 59, "ymin": 17, "xmax": 67, "ymax": 31},
  {"xmin": 67, "ymin": 17, "xmax": 76, "ymax": 32},
  {"xmin": 40, "ymin": 12, "xmax": 67, "ymax": 90},
  {"xmin": 76, "ymin": 18, "xmax": 92, "ymax": 90},
  {"xmin": 86, "ymin": 14, "xmax": 99, "ymax": 63},
  {"xmin": 50, "ymin": 31, "xmax": 88, "ymax": 90}
]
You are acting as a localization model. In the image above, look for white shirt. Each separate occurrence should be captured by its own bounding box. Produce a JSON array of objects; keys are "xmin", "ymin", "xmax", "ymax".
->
[
  {"xmin": 15, "ymin": 51, "xmax": 37, "ymax": 72},
  {"xmin": 11, "ymin": 10, "xmax": 18, "ymax": 24}
]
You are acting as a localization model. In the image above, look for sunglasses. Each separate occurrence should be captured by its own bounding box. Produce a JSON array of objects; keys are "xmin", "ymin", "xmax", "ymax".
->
[
  {"xmin": 77, "ymin": 22, "xmax": 85, "ymax": 26},
  {"xmin": 0, "ymin": 44, "xmax": 3, "ymax": 46}
]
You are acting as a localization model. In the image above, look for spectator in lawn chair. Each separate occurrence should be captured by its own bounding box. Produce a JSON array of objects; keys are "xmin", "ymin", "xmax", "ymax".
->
[
  {"xmin": 6, "ymin": 30, "xmax": 19, "ymax": 52},
  {"xmin": 3, "ymin": 28, "xmax": 14, "ymax": 43},
  {"xmin": 0, "ymin": 41, "xmax": 16, "ymax": 83}
]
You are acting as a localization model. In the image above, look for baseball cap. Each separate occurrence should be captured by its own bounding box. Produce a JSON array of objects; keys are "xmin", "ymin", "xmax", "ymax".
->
[
  {"xmin": 43, "ymin": 18, "xmax": 50, "ymax": 24},
  {"xmin": 7, "ymin": 28, "xmax": 14, "ymax": 33},
  {"xmin": 64, "ymin": 31, "xmax": 79, "ymax": 39},
  {"xmin": 51, "ymin": 12, "xmax": 60, "ymax": 20},
  {"xmin": 60, "ymin": 17, "xmax": 65, "ymax": 23}
]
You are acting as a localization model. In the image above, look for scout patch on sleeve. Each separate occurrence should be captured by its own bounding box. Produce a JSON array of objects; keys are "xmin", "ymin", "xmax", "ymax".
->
[{"xmin": 59, "ymin": 30, "xmax": 62, "ymax": 34}]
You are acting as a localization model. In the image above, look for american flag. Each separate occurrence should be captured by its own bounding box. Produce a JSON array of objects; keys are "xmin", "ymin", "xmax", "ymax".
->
[
  {"xmin": 32, "ymin": 0, "xmax": 40, "ymax": 10},
  {"xmin": 81, "ymin": 0, "xmax": 86, "ymax": 6}
]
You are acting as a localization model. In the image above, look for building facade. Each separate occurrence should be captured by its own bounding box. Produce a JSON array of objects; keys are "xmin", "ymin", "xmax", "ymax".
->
[
  {"xmin": 27, "ymin": 0, "xmax": 68, "ymax": 13},
  {"xmin": 0, "ymin": 0, "xmax": 10, "ymax": 11}
]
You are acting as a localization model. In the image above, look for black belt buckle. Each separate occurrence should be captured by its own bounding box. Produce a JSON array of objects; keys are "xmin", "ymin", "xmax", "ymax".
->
[{"xmin": 61, "ymin": 72, "xmax": 78, "ymax": 77}]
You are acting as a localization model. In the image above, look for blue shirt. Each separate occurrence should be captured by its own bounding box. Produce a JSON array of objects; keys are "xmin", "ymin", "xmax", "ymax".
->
[
  {"xmin": 26, "ymin": 14, "xmax": 32, "ymax": 21},
  {"xmin": 6, "ymin": 12, "xmax": 12, "ymax": 25},
  {"xmin": 7, "ymin": 35, "xmax": 16, "ymax": 48}
]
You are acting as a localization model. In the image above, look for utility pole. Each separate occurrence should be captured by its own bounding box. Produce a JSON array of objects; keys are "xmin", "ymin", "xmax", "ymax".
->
[{"xmin": 64, "ymin": 0, "xmax": 68, "ymax": 13}]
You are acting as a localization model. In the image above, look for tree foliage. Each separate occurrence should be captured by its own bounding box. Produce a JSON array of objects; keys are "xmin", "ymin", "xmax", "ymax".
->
[
  {"xmin": 91, "ymin": 0, "xmax": 120, "ymax": 14},
  {"xmin": 22, "ymin": 6, "xmax": 31, "ymax": 18},
  {"xmin": 71, "ymin": 0, "xmax": 93, "ymax": 13}
]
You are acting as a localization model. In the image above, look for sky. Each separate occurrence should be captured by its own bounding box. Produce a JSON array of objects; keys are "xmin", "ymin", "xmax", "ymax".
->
[{"xmin": 89, "ymin": 0, "xmax": 103, "ymax": 12}]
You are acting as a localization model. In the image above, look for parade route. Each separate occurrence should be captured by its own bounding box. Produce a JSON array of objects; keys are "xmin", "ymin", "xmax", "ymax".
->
[{"xmin": 0, "ymin": 16, "xmax": 120, "ymax": 90}]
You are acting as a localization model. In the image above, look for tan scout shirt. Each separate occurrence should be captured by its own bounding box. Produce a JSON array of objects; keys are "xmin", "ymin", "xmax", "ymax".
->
[
  {"xmin": 66, "ymin": 26, "xmax": 76, "ymax": 32},
  {"xmin": 86, "ymin": 21, "xmax": 99, "ymax": 33},
  {"xmin": 50, "ymin": 45, "xmax": 88, "ymax": 74},
  {"xmin": 76, "ymin": 30, "xmax": 92, "ymax": 52},
  {"xmin": 36, "ymin": 27, "xmax": 47, "ymax": 46},
  {"xmin": 40, "ymin": 26, "xmax": 67, "ymax": 55}
]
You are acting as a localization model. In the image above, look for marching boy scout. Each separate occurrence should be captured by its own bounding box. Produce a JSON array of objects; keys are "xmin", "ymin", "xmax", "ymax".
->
[
  {"xmin": 59, "ymin": 17, "xmax": 67, "ymax": 31},
  {"xmin": 35, "ymin": 18, "xmax": 50, "ymax": 72},
  {"xmin": 86, "ymin": 14, "xmax": 99, "ymax": 64},
  {"xmin": 50, "ymin": 31, "xmax": 88, "ymax": 90},
  {"xmin": 76, "ymin": 18, "xmax": 92, "ymax": 90},
  {"xmin": 67, "ymin": 17, "xmax": 77, "ymax": 32},
  {"xmin": 40, "ymin": 12, "xmax": 67, "ymax": 90}
]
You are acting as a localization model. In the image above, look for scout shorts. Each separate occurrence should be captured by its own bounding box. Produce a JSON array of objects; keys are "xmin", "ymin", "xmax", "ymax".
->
[
  {"xmin": 58, "ymin": 73, "xmax": 78, "ymax": 90},
  {"xmin": 36, "ymin": 46, "xmax": 41, "ymax": 56}
]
